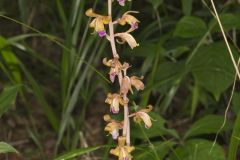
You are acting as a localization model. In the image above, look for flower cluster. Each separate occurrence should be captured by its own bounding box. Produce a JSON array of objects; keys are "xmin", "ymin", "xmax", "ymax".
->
[{"xmin": 86, "ymin": 1, "xmax": 153, "ymax": 159}]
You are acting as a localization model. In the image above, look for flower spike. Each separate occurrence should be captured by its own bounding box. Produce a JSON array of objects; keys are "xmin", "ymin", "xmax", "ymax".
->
[{"xmin": 87, "ymin": 0, "xmax": 152, "ymax": 159}]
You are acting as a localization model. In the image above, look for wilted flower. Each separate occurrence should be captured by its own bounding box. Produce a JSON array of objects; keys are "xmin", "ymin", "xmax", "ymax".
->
[
  {"xmin": 120, "ymin": 76, "xmax": 131, "ymax": 94},
  {"xmin": 118, "ymin": 11, "xmax": 139, "ymax": 31},
  {"xmin": 104, "ymin": 115, "xmax": 123, "ymax": 140},
  {"xmin": 103, "ymin": 58, "xmax": 131, "ymax": 83},
  {"xmin": 117, "ymin": 0, "xmax": 131, "ymax": 6},
  {"xmin": 105, "ymin": 93, "xmax": 128, "ymax": 113},
  {"xmin": 115, "ymin": 32, "xmax": 139, "ymax": 49},
  {"xmin": 131, "ymin": 105, "xmax": 153, "ymax": 129},
  {"xmin": 85, "ymin": 8, "xmax": 111, "ymax": 37},
  {"xmin": 120, "ymin": 76, "xmax": 144, "ymax": 94},
  {"xmin": 110, "ymin": 136, "xmax": 135, "ymax": 160},
  {"xmin": 103, "ymin": 58, "xmax": 123, "ymax": 83},
  {"xmin": 130, "ymin": 76, "xmax": 144, "ymax": 91}
]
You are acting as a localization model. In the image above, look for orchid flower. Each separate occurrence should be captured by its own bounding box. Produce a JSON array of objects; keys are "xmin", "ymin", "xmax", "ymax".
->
[
  {"xmin": 85, "ymin": 8, "xmax": 111, "ymax": 37},
  {"xmin": 130, "ymin": 105, "xmax": 153, "ymax": 129},
  {"xmin": 105, "ymin": 93, "xmax": 128, "ymax": 114},
  {"xmin": 103, "ymin": 58, "xmax": 123, "ymax": 83},
  {"xmin": 117, "ymin": 0, "xmax": 131, "ymax": 6},
  {"xmin": 130, "ymin": 76, "xmax": 144, "ymax": 91},
  {"xmin": 120, "ymin": 76, "xmax": 144, "ymax": 94},
  {"xmin": 118, "ymin": 11, "xmax": 140, "ymax": 31},
  {"xmin": 120, "ymin": 76, "xmax": 131, "ymax": 94},
  {"xmin": 104, "ymin": 115, "xmax": 123, "ymax": 140},
  {"xmin": 110, "ymin": 136, "xmax": 135, "ymax": 160},
  {"xmin": 115, "ymin": 32, "xmax": 139, "ymax": 49}
]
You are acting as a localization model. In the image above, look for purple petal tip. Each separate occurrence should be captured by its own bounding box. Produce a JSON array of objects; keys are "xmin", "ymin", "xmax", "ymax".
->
[
  {"xmin": 131, "ymin": 22, "xmax": 138, "ymax": 29},
  {"xmin": 111, "ymin": 107, "xmax": 119, "ymax": 114},
  {"xmin": 98, "ymin": 30, "xmax": 106, "ymax": 37},
  {"xmin": 118, "ymin": 0, "xmax": 125, "ymax": 6}
]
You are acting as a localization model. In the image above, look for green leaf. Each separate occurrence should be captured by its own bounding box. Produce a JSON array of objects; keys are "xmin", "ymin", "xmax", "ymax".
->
[
  {"xmin": 18, "ymin": 62, "xmax": 59, "ymax": 131},
  {"xmin": 131, "ymin": 112, "xmax": 179, "ymax": 139},
  {"xmin": 134, "ymin": 141, "xmax": 175, "ymax": 160},
  {"xmin": 54, "ymin": 146, "xmax": 101, "ymax": 160},
  {"xmin": 0, "ymin": 142, "xmax": 19, "ymax": 154},
  {"xmin": 181, "ymin": 0, "xmax": 193, "ymax": 15},
  {"xmin": 170, "ymin": 139, "xmax": 225, "ymax": 160},
  {"xmin": 184, "ymin": 115, "xmax": 230, "ymax": 139},
  {"xmin": 174, "ymin": 16, "xmax": 207, "ymax": 38},
  {"xmin": 209, "ymin": 13, "xmax": 240, "ymax": 32},
  {"xmin": 0, "ymin": 36, "xmax": 21, "ymax": 83},
  {"xmin": 0, "ymin": 85, "xmax": 21, "ymax": 117},
  {"xmin": 190, "ymin": 42, "xmax": 237, "ymax": 100}
]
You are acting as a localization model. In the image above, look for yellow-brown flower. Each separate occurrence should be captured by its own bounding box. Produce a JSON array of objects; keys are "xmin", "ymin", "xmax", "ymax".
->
[
  {"xmin": 130, "ymin": 76, "xmax": 144, "ymax": 91},
  {"xmin": 110, "ymin": 136, "xmax": 135, "ymax": 160},
  {"xmin": 105, "ymin": 93, "xmax": 128, "ymax": 114},
  {"xmin": 85, "ymin": 8, "xmax": 111, "ymax": 37},
  {"xmin": 103, "ymin": 58, "xmax": 123, "ymax": 83},
  {"xmin": 104, "ymin": 115, "xmax": 123, "ymax": 140},
  {"xmin": 118, "ymin": 11, "xmax": 139, "ymax": 31},
  {"xmin": 131, "ymin": 105, "xmax": 153, "ymax": 129},
  {"xmin": 120, "ymin": 76, "xmax": 131, "ymax": 94},
  {"xmin": 120, "ymin": 76, "xmax": 144, "ymax": 94},
  {"xmin": 115, "ymin": 32, "xmax": 139, "ymax": 49}
]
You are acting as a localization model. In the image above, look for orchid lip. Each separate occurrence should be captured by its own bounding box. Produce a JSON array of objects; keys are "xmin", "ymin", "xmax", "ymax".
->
[
  {"xmin": 118, "ymin": 0, "xmax": 125, "ymax": 6},
  {"xmin": 98, "ymin": 30, "xmax": 106, "ymax": 37},
  {"xmin": 131, "ymin": 22, "xmax": 138, "ymax": 29},
  {"xmin": 111, "ymin": 107, "xmax": 119, "ymax": 114},
  {"xmin": 110, "ymin": 73, "xmax": 116, "ymax": 83},
  {"xmin": 145, "ymin": 125, "xmax": 150, "ymax": 129},
  {"xmin": 112, "ymin": 129, "xmax": 119, "ymax": 139}
]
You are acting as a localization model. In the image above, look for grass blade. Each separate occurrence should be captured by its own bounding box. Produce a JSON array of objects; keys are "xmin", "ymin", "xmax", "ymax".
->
[
  {"xmin": 54, "ymin": 146, "xmax": 101, "ymax": 160},
  {"xmin": 0, "ymin": 142, "xmax": 19, "ymax": 154}
]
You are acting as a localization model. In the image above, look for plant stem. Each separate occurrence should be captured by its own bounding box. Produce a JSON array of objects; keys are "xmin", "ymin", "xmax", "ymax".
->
[
  {"xmin": 210, "ymin": 0, "xmax": 240, "ymax": 79},
  {"xmin": 108, "ymin": 0, "xmax": 119, "ymax": 58},
  {"xmin": 123, "ymin": 94, "xmax": 130, "ymax": 146},
  {"xmin": 107, "ymin": 0, "xmax": 130, "ymax": 146}
]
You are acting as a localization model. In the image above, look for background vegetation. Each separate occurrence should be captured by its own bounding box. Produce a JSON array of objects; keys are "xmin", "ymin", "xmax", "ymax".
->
[{"xmin": 0, "ymin": 0, "xmax": 240, "ymax": 159}]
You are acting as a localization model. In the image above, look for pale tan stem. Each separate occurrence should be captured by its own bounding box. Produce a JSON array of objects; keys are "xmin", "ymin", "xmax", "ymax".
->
[
  {"xmin": 123, "ymin": 94, "xmax": 130, "ymax": 146},
  {"xmin": 127, "ymin": 115, "xmax": 130, "ymax": 146},
  {"xmin": 210, "ymin": 0, "xmax": 240, "ymax": 79},
  {"xmin": 107, "ymin": 0, "xmax": 130, "ymax": 145},
  {"xmin": 108, "ymin": 0, "xmax": 119, "ymax": 58}
]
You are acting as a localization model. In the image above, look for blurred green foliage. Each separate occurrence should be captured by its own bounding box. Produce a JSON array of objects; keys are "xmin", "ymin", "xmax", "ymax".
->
[{"xmin": 0, "ymin": 0, "xmax": 240, "ymax": 160}]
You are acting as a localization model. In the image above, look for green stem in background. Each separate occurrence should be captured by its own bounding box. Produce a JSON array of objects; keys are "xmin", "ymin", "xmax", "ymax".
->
[
  {"xmin": 228, "ymin": 107, "xmax": 240, "ymax": 160},
  {"xmin": 140, "ymin": 46, "xmax": 160, "ymax": 106},
  {"xmin": 139, "ymin": 124, "xmax": 161, "ymax": 160}
]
